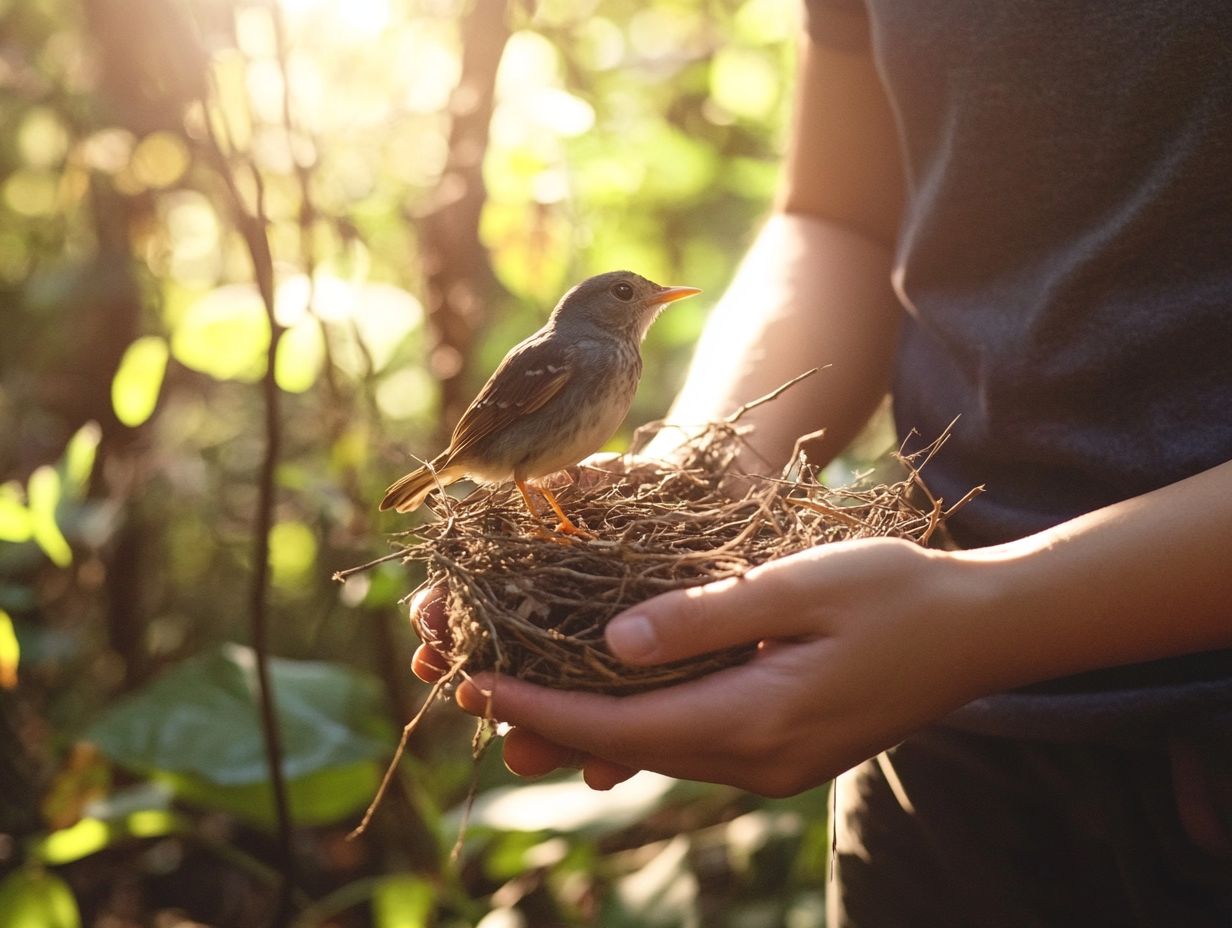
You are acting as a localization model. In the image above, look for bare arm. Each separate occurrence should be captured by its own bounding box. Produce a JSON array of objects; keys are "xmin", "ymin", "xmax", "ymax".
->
[
  {"xmin": 648, "ymin": 34, "xmax": 904, "ymax": 469},
  {"xmin": 955, "ymin": 457, "xmax": 1232, "ymax": 694}
]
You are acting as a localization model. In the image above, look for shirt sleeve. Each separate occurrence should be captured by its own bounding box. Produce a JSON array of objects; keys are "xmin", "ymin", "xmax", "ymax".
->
[{"xmin": 801, "ymin": 0, "xmax": 872, "ymax": 53}]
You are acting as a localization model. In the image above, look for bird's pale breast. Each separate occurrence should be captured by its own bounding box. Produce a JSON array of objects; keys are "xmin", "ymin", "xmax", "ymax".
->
[{"xmin": 516, "ymin": 339, "xmax": 641, "ymax": 478}]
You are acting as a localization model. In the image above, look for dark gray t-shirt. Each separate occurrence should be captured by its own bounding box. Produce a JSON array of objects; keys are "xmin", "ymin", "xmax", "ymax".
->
[{"xmin": 804, "ymin": 0, "xmax": 1232, "ymax": 740}]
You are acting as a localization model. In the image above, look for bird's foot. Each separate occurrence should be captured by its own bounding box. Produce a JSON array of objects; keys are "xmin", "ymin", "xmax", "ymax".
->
[
  {"xmin": 527, "ymin": 520, "xmax": 594, "ymax": 544},
  {"xmin": 552, "ymin": 518, "xmax": 595, "ymax": 540},
  {"xmin": 517, "ymin": 478, "xmax": 595, "ymax": 541}
]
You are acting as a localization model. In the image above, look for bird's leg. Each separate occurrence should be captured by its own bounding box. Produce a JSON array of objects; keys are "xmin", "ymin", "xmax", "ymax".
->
[
  {"xmin": 515, "ymin": 477, "xmax": 592, "ymax": 540},
  {"xmin": 536, "ymin": 483, "xmax": 594, "ymax": 539},
  {"xmin": 515, "ymin": 478, "xmax": 547, "ymax": 528},
  {"xmin": 517, "ymin": 473, "xmax": 593, "ymax": 539}
]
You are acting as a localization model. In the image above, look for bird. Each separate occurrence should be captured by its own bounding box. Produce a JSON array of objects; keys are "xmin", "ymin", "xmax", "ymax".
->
[{"xmin": 379, "ymin": 271, "xmax": 700, "ymax": 535}]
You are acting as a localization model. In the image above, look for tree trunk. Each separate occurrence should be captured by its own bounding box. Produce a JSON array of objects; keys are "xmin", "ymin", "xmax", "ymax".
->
[{"xmin": 417, "ymin": 0, "xmax": 512, "ymax": 440}]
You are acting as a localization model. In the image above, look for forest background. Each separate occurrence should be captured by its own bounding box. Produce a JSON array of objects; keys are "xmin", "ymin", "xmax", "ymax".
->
[{"xmin": 0, "ymin": 0, "xmax": 856, "ymax": 924}]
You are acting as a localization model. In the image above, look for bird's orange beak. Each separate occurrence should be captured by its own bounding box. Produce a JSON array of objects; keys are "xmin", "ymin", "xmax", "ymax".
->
[{"xmin": 646, "ymin": 286, "xmax": 702, "ymax": 306}]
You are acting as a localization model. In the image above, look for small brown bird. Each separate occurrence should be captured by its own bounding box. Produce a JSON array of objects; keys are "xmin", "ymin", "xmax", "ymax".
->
[{"xmin": 380, "ymin": 271, "xmax": 700, "ymax": 534}]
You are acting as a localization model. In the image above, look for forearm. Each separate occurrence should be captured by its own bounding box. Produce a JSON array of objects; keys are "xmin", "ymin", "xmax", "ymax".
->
[
  {"xmin": 952, "ymin": 459, "xmax": 1232, "ymax": 695},
  {"xmin": 648, "ymin": 212, "xmax": 901, "ymax": 471}
]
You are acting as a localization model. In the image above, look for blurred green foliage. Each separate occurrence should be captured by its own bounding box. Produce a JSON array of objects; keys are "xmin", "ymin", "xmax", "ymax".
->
[
  {"xmin": 0, "ymin": 0, "xmax": 829, "ymax": 924},
  {"xmin": 0, "ymin": 865, "xmax": 81, "ymax": 928}
]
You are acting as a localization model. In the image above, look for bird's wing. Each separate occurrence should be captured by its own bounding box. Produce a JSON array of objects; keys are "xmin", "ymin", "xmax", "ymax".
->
[{"xmin": 445, "ymin": 332, "xmax": 573, "ymax": 461}]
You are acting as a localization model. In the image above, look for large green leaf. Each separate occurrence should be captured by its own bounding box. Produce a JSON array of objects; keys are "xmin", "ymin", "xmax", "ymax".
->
[
  {"xmin": 371, "ymin": 875, "xmax": 436, "ymax": 928},
  {"xmin": 0, "ymin": 867, "xmax": 81, "ymax": 928},
  {"xmin": 155, "ymin": 759, "xmax": 382, "ymax": 829},
  {"xmin": 87, "ymin": 644, "xmax": 390, "ymax": 824}
]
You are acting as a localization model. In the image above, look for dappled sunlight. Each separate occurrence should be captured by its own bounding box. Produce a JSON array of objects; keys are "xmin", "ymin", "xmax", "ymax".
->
[
  {"xmin": 460, "ymin": 771, "xmax": 678, "ymax": 834},
  {"xmin": 278, "ymin": 0, "xmax": 391, "ymax": 42},
  {"xmin": 0, "ymin": 0, "xmax": 814, "ymax": 922}
]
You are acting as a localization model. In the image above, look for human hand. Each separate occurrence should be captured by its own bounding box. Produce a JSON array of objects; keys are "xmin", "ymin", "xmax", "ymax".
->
[{"xmin": 445, "ymin": 537, "xmax": 992, "ymax": 796}]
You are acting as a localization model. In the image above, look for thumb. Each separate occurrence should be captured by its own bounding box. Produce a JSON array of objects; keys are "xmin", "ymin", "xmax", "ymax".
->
[{"xmin": 605, "ymin": 559, "xmax": 812, "ymax": 666}]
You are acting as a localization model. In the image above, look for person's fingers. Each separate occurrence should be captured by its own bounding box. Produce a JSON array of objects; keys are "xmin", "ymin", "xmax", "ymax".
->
[
  {"xmin": 409, "ymin": 586, "xmax": 457, "ymax": 683},
  {"xmin": 582, "ymin": 757, "xmax": 640, "ymax": 791},
  {"xmin": 605, "ymin": 556, "xmax": 817, "ymax": 666},
  {"xmin": 503, "ymin": 726, "xmax": 641, "ymax": 788},
  {"xmin": 502, "ymin": 727, "xmax": 583, "ymax": 777},
  {"xmin": 454, "ymin": 668, "xmax": 776, "ymax": 785},
  {"xmin": 410, "ymin": 586, "xmax": 451, "ymax": 647},
  {"xmin": 411, "ymin": 642, "xmax": 451, "ymax": 683}
]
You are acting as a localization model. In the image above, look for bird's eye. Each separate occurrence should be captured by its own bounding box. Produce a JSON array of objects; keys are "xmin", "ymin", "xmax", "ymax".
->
[{"xmin": 611, "ymin": 282, "xmax": 635, "ymax": 301}]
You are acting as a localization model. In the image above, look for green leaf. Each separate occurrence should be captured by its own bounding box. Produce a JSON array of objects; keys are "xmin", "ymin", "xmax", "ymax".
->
[
  {"xmin": 371, "ymin": 874, "xmax": 436, "ymax": 928},
  {"xmin": 482, "ymin": 830, "xmax": 550, "ymax": 881},
  {"xmin": 0, "ymin": 867, "xmax": 81, "ymax": 928},
  {"xmin": 601, "ymin": 835, "xmax": 699, "ymax": 928},
  {"xmin": 31, "ymin": 819, "xmax": 109, "ymax": 866},
  {"xmin": 111, "ymin": 336, "xmax": 170, "ymax": 427},
  {"xmin": 26, "ymin": 467, "xmax": 71, "ymax": 567},
  {"xmin": 274, "ymin": 320, "xmax": 325, "ymax": 394},
  {"xmin": 170, "ymin": 285, "xmax": 270, "ymax": 382},
  {"xmin": 0, "ymin": 482, "xmax": 33, "ymax": 543},
  {"xmin": 61, "ymin": 422, "xmax": 101, "ymax": 496},
  {"xmin": 269, "ymin": 520, "xmax": 318, "ymax": 587},
  {"xmin": 30, "ymin": 810, "xmax": 187, "ymax": 866},
  {"xmin": 156, "ymin": 759, "xmax": 382, "ymax": 829},
  {"xmin": 0, "ymin": 608, "xmax": 18, "ymax": 689},
  {"xmin": 87, "ymin": 644, "xmax": 390, "ymax": 826}
]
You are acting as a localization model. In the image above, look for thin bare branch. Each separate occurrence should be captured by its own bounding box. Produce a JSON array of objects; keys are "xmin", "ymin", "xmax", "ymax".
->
[{"xmin": 724, "ymin": 366, "xmax": 826, "ymax": 423}]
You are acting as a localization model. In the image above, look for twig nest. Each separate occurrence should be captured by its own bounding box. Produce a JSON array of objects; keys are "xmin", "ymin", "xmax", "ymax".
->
[{"xmin": 395, "ymin": 421, "xmax": 976, "ymax": 695}]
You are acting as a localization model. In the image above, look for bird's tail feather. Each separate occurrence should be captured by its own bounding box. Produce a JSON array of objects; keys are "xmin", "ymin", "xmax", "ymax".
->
[{"xmin": 379, "ymin": 454, "xmax": 459, "ymax": 513}]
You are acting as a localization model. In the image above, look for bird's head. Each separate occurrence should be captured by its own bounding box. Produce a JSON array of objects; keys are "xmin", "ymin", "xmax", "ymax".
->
[{"xmin": 550, "ymin": 270, "xmax": 701, "ymax": 342}]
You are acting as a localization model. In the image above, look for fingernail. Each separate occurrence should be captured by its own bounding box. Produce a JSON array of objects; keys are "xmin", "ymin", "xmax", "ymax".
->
[{"xmin": 607, "ymin": 614, "xmax": 657, "ymax": 661}]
